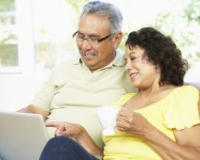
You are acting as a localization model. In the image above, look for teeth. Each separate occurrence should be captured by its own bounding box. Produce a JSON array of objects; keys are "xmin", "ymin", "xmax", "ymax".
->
[
  {"xmin": 85, "ymin": 51, "xmax": 96, "ymax": 56},
  {"xmin": 130, "ymin": 73, "xmax": 137, "ymax": 79}
]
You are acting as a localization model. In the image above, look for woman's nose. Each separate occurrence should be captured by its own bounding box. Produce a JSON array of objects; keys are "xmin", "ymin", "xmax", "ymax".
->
[{"xmin": 125, "ymin": 60, "xmax": 131, "ymax": 71}]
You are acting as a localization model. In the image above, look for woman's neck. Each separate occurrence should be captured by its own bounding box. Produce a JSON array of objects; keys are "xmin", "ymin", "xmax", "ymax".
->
[{"xmin": 138, "ymin": 84, "xmax": 175, "ymax": 97}]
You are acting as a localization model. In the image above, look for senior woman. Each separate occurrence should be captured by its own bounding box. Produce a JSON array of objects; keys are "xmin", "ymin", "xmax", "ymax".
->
[{"xmin": 39, "ymin": 27, "xmax": 200, "ymax": 160}]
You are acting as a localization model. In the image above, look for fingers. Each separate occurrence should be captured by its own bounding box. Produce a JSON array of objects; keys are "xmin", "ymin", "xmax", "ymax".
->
[
  {"xmin": 117, "ymin": 108, "xmax": 133, "ymax": 123},
  {"xmin": 117, "ymin": 126, "xmax": 126, "ymax": 132},
  {"xmin": 47, "ymin": 122, "xmax": 84, "ymax": 138},
  {"xmin": 46, "ymin": 121, "xmax": 61, "ymax": 128},
  {"xmin": 116, "ymin": 108, "xmax": 135, "ymax": 132},
  {"xmin": 55, "ymin": 128, "xmax": 65, "ymax": 136},
  {"xmin": 118, "ymin": 107, "xmax": 132, "ymax": 117},
  {"xmin": 117, "ymin": 117, "xmax": 128, "ymax": 127},
  {"xmin": 52, "ymin": 122, "xmax": 72, "ymax": 137},
  {"xmin": 46, "ymin": 121, "xmax": 70, "ymax": 128},
  {"xmin": 46, "ymin": 122, "xmax": 67, "ymax": 136},
  {"xmin": 116, "ymin": 119, "xmax": 131, "ymax": 132},
  {"xmin": 62, "ymin": 128, "xmax": 73, "ymax": 137}
]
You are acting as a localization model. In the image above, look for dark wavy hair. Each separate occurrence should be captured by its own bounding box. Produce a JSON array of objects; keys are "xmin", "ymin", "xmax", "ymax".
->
[{"xmin": 125, "ymin": 27, "xmax": 188, "ymax": 86}]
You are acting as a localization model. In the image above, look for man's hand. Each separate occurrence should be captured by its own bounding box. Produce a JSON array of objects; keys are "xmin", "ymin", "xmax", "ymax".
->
[
  {"xmin": 18, "ymin": 105, "xmax": 49, "ymax": 120},
  {"xmin": 46, "ymin": 121, "xmax": 85, "ymax": 139}
]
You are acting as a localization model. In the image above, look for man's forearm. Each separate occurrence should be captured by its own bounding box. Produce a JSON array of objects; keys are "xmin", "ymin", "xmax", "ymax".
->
[{"xmin": 18, "ymin": 105, "xmax": 49, "ymax": 120}]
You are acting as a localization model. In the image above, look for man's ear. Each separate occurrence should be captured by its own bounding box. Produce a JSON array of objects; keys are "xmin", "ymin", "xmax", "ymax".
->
[{"xmin": 113, "ymin": 32, "xmax": 123, "ymax": 49}]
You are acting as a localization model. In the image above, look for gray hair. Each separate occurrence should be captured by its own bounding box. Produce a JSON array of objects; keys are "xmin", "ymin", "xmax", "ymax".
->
[{"xmin": 80, "ymin": 1, "xmax": 123, "ymax": 33}]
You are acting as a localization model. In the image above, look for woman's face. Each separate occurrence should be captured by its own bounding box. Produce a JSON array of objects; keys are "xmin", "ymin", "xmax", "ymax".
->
[{"xmin": 125, "ymin": 45, "xmax": 160, "ymax": 89}]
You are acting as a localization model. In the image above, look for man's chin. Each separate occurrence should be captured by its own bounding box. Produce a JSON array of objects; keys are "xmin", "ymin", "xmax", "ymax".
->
[
  {"xmin": 85, "ymin": 58, "xmax": 95, "ymax": 63},
  {"xmin": 86, "ymin": 64, "xmax": 96, "ymax": 70},
  {"xmin": 84, "ymin": 62, "xmax": 99, "ymax": 71},
  {"xmin": 83, "ymin": 59, "xmax": 95, "ymax": 66}
]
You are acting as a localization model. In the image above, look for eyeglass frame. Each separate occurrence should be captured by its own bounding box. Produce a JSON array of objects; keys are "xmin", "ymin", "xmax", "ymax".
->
[{"xmin": 72, "ymin": 31, "xmax": 114, "ymax": 45}]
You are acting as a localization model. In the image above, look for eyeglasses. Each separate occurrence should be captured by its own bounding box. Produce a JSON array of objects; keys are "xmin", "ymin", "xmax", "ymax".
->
[{"xmin": 73, "ymin": 31, "xmax": 113, "ymax": 46}]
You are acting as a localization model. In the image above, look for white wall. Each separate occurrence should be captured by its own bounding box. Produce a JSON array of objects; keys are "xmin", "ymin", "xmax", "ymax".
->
[
  {"xmin": 0, "ymin": 0, "xmax": 37, "ymax": 111},
  {"xmin": 0, "ymin": 69, "xmax": 49, "ymax": 111},
  {"xmin": 184, "ymin": 62, "xmax": 200, "ymax": 89},
  {"xmin": 0, "ymin": 75, "xmax": 35, "ymax": 111}
]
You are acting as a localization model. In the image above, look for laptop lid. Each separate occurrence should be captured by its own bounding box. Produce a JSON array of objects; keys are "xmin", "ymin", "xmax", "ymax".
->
[{"xmin": 0, "ymin": 112, "xmax": 49, "ymax": 160}]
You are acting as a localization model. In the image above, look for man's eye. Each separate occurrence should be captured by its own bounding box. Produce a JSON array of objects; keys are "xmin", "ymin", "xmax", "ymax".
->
[
  {"xmin": 77, "ymin": 34, "xmax": 85, "ymax": 39},
  {"xmin": 90, "ymin": 37, "xmax": 99, "ymax": 41}
]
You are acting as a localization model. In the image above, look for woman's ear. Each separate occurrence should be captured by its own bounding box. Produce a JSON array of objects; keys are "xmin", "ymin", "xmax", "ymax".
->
[
  {"xmin": 198, "ymin": 90, "xmax": 200, "ymax": 114},
  {"xmin": 113, "ymin": 32, "xmax": 123, "ymax": 49},
  {"xmin": 155, "ymin": 65, "xmax": 160, "ymax": 73}
]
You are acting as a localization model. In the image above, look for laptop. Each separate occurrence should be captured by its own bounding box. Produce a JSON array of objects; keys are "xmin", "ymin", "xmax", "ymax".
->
[{"xmin": 0, "ymin": 112, "xmax": 49, "ymax": 160}]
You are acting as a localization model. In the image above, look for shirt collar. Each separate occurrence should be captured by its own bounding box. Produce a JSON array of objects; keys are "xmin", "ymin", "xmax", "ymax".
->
[
  {"xmin": 107, "ymin": 50, "xmax": 125, "ymax": 67},
  {"xmin": 71, "ymin": 53, "xmax": 81, "ymax": 65}
]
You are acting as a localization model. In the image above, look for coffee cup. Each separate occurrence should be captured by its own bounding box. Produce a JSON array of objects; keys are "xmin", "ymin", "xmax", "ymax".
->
[{"xmin": 97, "ymin": 106, "xmax": 120, "ymax": 136}]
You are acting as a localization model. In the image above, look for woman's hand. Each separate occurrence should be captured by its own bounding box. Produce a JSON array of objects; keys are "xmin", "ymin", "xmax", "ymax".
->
[
  {"xmin": 117, "ymin": 107, "xmax": 200, "ymax": 160},
  {"xmin": 116, "ymin": 107, "xmax": 154, "ymax": 139},
  {"xmin": 46, "ymin": 121, "xmax": 85, "ymax": 139},
  {"xmin": 46, "ymin": 121, "xmax": 103, "ymax": 156}
]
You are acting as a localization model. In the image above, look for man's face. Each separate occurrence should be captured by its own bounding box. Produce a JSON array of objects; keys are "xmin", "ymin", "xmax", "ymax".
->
[{"xmin": 76, "ymin": 14, "xmax": 122, "ymax": 71}]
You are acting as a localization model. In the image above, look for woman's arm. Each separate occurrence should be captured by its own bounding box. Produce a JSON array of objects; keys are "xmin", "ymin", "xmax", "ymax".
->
[
  {"xmin": 46, "ymin": 122, "xmax": 103, "ymax": 157},
  {"xmin": 145, "ymin": 124, "xmax": 200, "ymax": 160},
  {"xmin": 76, "ymin": 127, "xmax": 103, "ymax": 157},
  {"xmin": 117, "ymin": 107, "xmax": 200, "ymax": 160}
]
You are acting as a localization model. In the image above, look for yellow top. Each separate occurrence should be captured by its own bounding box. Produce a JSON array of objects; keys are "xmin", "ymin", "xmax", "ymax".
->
[{"xmin": 103, "ymin": 85, "xmax": 200, "ymax": 160}]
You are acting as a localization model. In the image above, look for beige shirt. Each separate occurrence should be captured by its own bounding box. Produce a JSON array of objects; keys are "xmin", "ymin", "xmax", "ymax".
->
[{"xmin": 32, "ymin": 51, "xmax": 136, "ymax": 147}]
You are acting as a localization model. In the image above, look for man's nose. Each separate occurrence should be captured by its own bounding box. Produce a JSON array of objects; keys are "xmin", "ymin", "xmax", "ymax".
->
[{"xmin": 81, "ymin": 39, "xmax": 92, "ymax": 50}]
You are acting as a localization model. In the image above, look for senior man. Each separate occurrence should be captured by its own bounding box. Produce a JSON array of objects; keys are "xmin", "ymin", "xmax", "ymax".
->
[{"xmin": 20, "ymin": 1, "xmax": 135, "ymax": 148}]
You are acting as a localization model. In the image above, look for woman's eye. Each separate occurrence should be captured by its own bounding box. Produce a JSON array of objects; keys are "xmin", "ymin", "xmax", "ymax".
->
[{"xmin": 130, "ymin": 57, "xmax": 136, "ymax": 61}]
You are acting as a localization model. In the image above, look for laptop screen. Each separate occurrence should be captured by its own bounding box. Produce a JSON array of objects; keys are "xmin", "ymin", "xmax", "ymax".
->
[{"xmin": 0, "ymin": 112, "xmax": 49, "ymax": 160}]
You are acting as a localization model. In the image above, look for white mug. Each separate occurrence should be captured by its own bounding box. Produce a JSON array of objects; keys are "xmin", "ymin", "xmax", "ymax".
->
[{"xmin": 97, "ymin": 106, "xmax": 120, "ymax": 136}]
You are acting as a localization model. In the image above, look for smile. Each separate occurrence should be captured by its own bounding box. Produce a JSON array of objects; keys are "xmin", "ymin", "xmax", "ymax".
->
[
  {"xmin": 129, "ymin": 72, "xmax": 138, "ymax": 80},
  {"xmin": 83, "ymin": 52, "xmax": 97, "ymax": 60}
]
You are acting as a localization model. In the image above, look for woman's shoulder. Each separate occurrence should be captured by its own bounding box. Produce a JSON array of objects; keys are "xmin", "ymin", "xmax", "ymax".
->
[
  {"xmin": 178, "ymin": 85, "xmax": 199, "ymax": 91},
  {"xmin": 172, "ymin": 85, "xmax": 199, "ymax": 98},
  {"xmin": 164, "ymin": 85, "xmax": 200, "ymax": 129}
]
